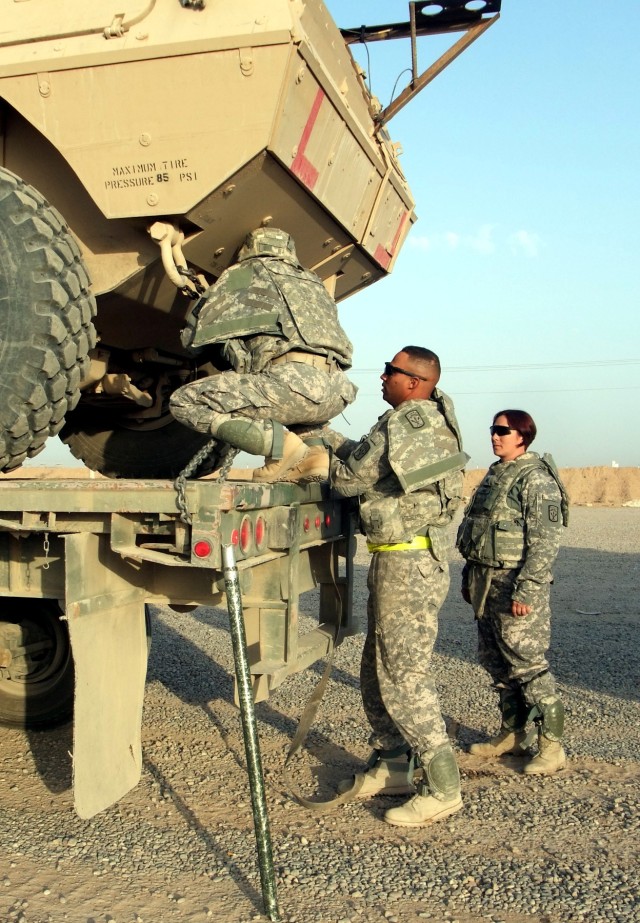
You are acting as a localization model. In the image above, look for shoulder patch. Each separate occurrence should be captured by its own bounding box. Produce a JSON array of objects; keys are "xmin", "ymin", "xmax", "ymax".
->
[
  {"xmin": 403, "ymin": 408, "xmax": 425, "ymax": 430},
  {"xmin": 352, "ymin": 440, "xmax": 371, "ymax": 461},
  {"xmin": 543, "ymin": 499, "xmax": 561, "ymax": 525}
]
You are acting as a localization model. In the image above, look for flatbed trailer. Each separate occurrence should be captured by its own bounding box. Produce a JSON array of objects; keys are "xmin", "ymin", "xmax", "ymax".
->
[{"xmin": 0, "ymin": 475, "xmax": 354, "ymax": 819}]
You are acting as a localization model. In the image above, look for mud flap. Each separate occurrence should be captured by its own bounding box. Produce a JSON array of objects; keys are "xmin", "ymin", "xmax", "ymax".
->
[{"xmin": 64, "ymin": 533, "xmax": 147, "ymax": 819}]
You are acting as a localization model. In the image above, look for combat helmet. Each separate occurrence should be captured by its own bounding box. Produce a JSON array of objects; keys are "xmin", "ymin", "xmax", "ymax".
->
[{"xmin": 237, "ymin": 227, "xmax": 298, "ymax": 263}]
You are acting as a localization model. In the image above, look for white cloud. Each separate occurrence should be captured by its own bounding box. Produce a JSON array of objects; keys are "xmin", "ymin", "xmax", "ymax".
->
[
  {"xmin": 408, "ymin": 224, "xmax": 541, "ymax": 257},
  {"xmin": 509, "ymin": 230, "xmax": 542, "ymax": 257},
  {"xmin": 407, "ymin": 231, "xmax": 460, "ymax": 252},
  {"xmin": 468, "ymin": 224, "xmax": 496, "ymax": 254},
  {"xmin": 408, "ymin": 235, "xmax": 431, "ymax": 251}
]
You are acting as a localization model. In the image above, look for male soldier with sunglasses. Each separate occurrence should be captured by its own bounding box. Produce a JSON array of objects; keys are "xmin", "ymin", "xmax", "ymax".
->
[{"xmin": 323, "ymin": 346, "xmax": 468, "ymax": 826}]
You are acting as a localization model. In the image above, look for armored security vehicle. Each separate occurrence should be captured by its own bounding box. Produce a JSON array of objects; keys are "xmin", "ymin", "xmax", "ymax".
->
[
  {"xmin": 0, "ymin": 0, "xmax": 500, "ymax": 478},
  {"xmin": 0, "ymin": 0, "xmax": 501, "ymax": 842}
]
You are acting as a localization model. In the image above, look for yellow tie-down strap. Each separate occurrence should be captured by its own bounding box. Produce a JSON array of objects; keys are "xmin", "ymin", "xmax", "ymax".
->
[{"xmin": 366, "ymin": 535, "xmax": 432, "ymax": 553}]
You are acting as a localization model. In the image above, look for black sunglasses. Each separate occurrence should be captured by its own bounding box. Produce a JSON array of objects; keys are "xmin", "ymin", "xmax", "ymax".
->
[
  {"xmin": 490, "ymin": 424, "xmax": 517, "ymax": 436},
  {"xmin": 383, "ymin": 361, "xmax": 428, "ymax": 382}
]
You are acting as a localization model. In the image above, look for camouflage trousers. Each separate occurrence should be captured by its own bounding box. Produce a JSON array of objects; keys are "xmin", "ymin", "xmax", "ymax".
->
[
  {"xmin": 361, "ymin": 549, "xmax": 450, "ymax": 759},
  {"xmin": 170, "ymin": 362, "xmax": 356, "ymax": 453},
  {"xmin": 474, "ymin": 566, "xmax": 557, "ymax": 707}
]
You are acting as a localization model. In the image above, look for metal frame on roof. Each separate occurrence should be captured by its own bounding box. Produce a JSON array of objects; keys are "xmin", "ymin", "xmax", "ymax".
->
[{"xmin": 341, "ymin": 0, "xmax": 502, "ymax": 125}]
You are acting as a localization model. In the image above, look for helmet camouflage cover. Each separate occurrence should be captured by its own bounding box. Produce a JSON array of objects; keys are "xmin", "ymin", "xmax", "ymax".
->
[{"xmin": 237, "ymin": 227, "xmax": 298, "ymax": 263}]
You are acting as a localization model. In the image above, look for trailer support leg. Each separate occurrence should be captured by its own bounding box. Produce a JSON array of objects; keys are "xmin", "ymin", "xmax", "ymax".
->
[{"xmin": 222, "ymin": 544, "xmax": 280, "ymax": 922}]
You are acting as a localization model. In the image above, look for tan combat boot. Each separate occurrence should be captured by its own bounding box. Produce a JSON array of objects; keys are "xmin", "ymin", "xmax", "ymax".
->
[
  {"xmin": 252, "ymin": 430, "xmax": 308, "ymax": 482},
  {"xmin": 278, "ymin": 445, "xmax": 329, "ymax": 483},
  {"xmin": 523, "ymin": 696, "xmax": 566, "ymax": 775},
  {"xmin": 384, "ymin": 744, "xmax": 463, "ymax": 828},
  {"xmin": 337, "ymin": 746, "xmax": 415, "ymax": 800},
  {"xmin": 523, "ymin": 735, "xmax": 566, "ymax": 775},
  {"xmin": 470, "ymin": 687, "xmax": 528, "ymax": 758},
  {"xmin": 469, "ymin": 728, "xmax": 528, "ymax": 757},
  {"xmin": 384, "ymin": 791, "xmax": 463, "ymax": 827}
]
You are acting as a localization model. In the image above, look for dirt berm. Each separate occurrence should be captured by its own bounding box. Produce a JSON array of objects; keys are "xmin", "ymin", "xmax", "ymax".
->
[
  {"xmin": 4, "ymin": 465, "xmax": 640, "ymax": 508},
  {"xmin": 463, "ymin": 465, "xmax": 640, "ymax": 507}
]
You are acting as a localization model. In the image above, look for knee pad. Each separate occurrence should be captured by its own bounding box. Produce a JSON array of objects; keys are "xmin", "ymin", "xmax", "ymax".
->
[
  {"xmin": 529, "ymin": 696, "xmax": 564, "ymax": 741},
  {"xmin": 499, "ymin": 687, "xmax": 528, "ymax": 730},
  {"xmin": 538, "ymin": 696, "xmax": 564, "ymax": 740},
  {"xmin": 213, "ymin": 418, "xmax": 273, "ymax": 456},
  {"xmin": 421, "ymin": 744, "xmax": 460, "ymax": 799}
]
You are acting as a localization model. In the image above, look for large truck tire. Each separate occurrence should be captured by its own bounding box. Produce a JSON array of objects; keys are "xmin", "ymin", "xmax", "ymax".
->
[
  {"xmin": 0, "ymin": 598, "xmax": 74, "ymax": 728},
  {"xmin": 0, "ymin": 167, "xmax": 97, "ymax": 472},
  {"xmin": 0, "ymin": 601, "xmax": 153, "ymax": 729},
  {"xmin": 60, "ymin": 413, "xmax": 222, "ymax": 479}
]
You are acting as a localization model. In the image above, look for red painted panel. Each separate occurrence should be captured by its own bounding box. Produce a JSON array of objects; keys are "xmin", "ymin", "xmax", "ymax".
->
[
  {"xmin": 291, "ymin": 87, "xmax": 325, "ymax": 191},
  {"xmin": 373, "ymin": 210, "xmax": 409, "ymax": 269}
]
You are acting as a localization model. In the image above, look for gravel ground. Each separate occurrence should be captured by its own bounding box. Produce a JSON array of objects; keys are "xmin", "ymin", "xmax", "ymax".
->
[{"xmin": 0, "ymin": 507, "xmax": 638, "ymax": 923}]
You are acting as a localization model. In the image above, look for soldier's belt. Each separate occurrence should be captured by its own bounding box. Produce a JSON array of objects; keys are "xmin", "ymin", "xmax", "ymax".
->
[
  {"xmin": 366, "ymin": 535, "xmax": 432, "ymax": 553},
  {"xmin": 272, "ymin": 350, "xmax": 334, "ymax": 372}
]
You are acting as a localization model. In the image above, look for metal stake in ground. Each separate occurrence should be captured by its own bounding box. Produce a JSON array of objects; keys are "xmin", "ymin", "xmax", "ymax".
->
[{"xmin": 222, "ymin": 544, "xmax": 280, "ymax": 922}]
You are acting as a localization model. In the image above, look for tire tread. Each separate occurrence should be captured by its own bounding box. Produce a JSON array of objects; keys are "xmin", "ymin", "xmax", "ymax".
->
[{"xmin": 0, "ymin": 167, "xmax": 97, "ymax": 471}]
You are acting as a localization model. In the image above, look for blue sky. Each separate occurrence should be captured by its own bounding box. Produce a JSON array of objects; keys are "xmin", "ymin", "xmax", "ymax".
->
[
  {"xmin": 30, "ymin": 0, "xmax": 639, "ymax": 470},
  {"xmin": 320, "ymin": 0, "xmax": 640, "ymax": 470}
]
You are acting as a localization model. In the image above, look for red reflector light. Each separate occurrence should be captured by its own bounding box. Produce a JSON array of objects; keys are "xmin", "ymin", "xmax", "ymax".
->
[
  {"xmin": 231, "ymin": 529, "xmax": 240, "ymax": 546},
  {"xmin": 255, "ymin": 516, "xmax": 265, "ymax": 548},
  {"xmin": 303, "ymin": 516, "xmax": 310, "ymax": 532},
  {"xmin": 193, "ymin": 540, "xmax": 212, "ymax": 558},
  {"xmin": 315, "ymin": 516, "xmax": 321, "ymax": 529},
  {"xmin": 240, "ymin": 517, "xmax": 252, "ymax": 553},
  {"xmin": 324, "ymin": 514, "xmax": 331, "ymax": 527}
]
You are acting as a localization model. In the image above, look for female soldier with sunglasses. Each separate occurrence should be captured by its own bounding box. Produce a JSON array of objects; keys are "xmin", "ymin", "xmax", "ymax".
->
[{"xmin": 457, "ymin": 410, "xmax": 569, "ymax": 774}]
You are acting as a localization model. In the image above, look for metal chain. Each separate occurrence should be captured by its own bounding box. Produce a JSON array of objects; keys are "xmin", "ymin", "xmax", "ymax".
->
[
  {"xmin": 174, "ymin": 438, "xmax": 217, "ymax": 524},
  {"xmin": 216, "ymin": 445, "xmax": 240, "ymax": 481},
  {"xmin": 174, "ymin": 440, "xmax": 239, "ymax": 524},
  {"xmin": 42, "ymin": 532, "xmax": 50, "ymax": 570}
]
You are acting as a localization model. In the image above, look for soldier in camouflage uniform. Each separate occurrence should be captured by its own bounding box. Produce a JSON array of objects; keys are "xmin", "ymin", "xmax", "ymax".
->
[
  {"xmin": 324, "ymin": 347, "xmax": 469, "ymax": 827},
  {"xmin": 170, "ymin": 228, "xmax": 357, "ymax": 481},
  {"xmin": 456, "ymin": 409, "xmax": 569, "ymax": 774}
]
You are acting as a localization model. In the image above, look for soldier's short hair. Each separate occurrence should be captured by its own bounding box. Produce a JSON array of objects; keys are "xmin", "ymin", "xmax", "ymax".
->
[
  {"xmin": 402, "ymin": 346, "xmax": 441, "ymax": 378},
  {"xmin": 493, "ymin": 409, "xmax": 537, "ymax": 448}
]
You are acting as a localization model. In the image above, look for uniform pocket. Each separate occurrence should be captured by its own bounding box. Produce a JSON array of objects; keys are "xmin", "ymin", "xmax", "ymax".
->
[
  {"xmin": 360, "ymin": 496, "xmax": 407, "ymax": 543},
  {"xmin": 428, "ymin": 525, "xmax": 451, "ymax": 562}
]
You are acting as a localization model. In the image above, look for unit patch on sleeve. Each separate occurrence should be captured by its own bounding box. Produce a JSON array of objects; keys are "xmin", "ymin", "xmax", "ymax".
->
[
  {"xmin": 543, "ymin": 500, "xmax": 560, "ymax": 524},
  {"xmin": 404, "ymin": 409, "xmax": 425, "ymax": 430},
  {"xmin": 352, "ymin": 440, "xmax": 371, "ymax": 461}
]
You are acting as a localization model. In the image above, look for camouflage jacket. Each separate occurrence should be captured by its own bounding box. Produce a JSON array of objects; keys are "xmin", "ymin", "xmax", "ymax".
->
[
  {"xmin": 183, "ymin": 256, "xmax": 353, "ymax": 373},
  {"xmin": 457, "ymin": 452, "xmax": 567, "ymax": 603},
  {"xmin": 325, "ymin": 390, "xmax": 466, "ymax": 556}
]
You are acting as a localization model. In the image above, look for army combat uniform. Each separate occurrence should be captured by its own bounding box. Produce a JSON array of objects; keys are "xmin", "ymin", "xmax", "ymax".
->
[
  {"xmin": 170, "ymin": 228, "xmax": 356, "ymax": 479},
  {"xmin": 456, "ymin": 452, "xmax": 569, "ymax": 773},
  {"xmin": 326, "ymin": 390, "xmax": 468, "ymax": 824}
]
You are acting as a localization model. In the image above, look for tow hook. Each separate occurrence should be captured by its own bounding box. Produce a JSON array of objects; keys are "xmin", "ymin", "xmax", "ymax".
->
[{"xmin": 148, "ymin": 221, "xmax": 207, "ymax": 299}]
